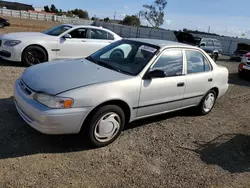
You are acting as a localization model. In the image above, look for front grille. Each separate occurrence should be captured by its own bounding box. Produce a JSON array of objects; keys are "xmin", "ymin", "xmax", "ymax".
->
[{"xmin": 20, "ymin": 80, "xmax": 32, "ymax": 95}]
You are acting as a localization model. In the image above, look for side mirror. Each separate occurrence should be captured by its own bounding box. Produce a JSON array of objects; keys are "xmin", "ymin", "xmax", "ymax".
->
[
  {"xmin": 199, "ymin": 43, "xmax": 205, "ymax": 47},
  {"xmin": 145, "ymin": 69, "xmax": 165, "ymax": 79},
  {"xmin": 62, "ymin": 34, "xmax": 72, "ymax": 39}
]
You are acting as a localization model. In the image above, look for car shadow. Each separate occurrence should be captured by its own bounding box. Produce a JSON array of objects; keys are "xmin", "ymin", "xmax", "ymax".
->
[
  {"xmin": 125, "ymin": 108, "xmax": 198, "ymax": 131},
  {"xmin": 229, "ymin": 72, "xmax": 250, "ymax": 87},
  {"xmin": 0, "ymin": 97, "xmax": 92, "ymax": 159},
  {"xmin": 0, "ymin": 96, "xmax": 199, "ymax": 159},
  {"xmin": 0, "ymin": 58, "xmax": 25, "ymax": 67},
  {"xmin": 178, "ymin": 133, "xmax": 250, "ymax": 173}
]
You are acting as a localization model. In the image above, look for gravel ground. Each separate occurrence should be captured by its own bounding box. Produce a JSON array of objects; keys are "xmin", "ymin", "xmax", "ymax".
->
[{"xmin": 0, "ymin": 57, "xmax": 250, "ymax": 188}]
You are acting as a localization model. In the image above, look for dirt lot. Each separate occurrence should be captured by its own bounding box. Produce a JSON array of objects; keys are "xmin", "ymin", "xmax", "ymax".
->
[
  {"xmin": 0, "ymin": 16, "xmax": 58, "ymax": 34},
  {"xmin": 0, "ymin": 17, "xmax": 250, "ymax": 188}
]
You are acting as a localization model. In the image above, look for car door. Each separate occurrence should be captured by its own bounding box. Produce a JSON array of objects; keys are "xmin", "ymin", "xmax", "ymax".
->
[
  {"xmin": 137, "ymin": 49, "xmax": 186, "ymax": 117},
  {"xmin": 58, "ymin": 27, "xmax": 92, "ymax": 59},
  {"xmin": 86, "ymin": 28, "xmax": 115, "ymax": 53},
  {"xmin": 182, "ymin": 49, "xmax": 214, "ymax": 107}
]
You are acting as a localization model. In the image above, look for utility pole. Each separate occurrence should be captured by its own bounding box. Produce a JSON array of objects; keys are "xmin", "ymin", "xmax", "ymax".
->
[
  {"xmin": 114, "ymin": 11, "xmax": 116, "ymax": 20},
  {"xmin": 208, "ymin": 26, "xmax": 210, "ymax": 33}
]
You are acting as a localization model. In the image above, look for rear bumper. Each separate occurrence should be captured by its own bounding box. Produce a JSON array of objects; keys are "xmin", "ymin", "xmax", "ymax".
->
[
  {"xmin": 218, "ymin": 83, "xmax": 229, "ymax": 99},
  {"xmin": 239, "ymin": 65, "xmax": 250, "ymax": 79}
]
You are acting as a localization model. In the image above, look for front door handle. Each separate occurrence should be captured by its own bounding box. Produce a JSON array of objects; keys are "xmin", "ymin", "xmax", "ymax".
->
[
  {"xmin": 81, "ymin": 40, "xmax": 87, "ymax": 42},
  {"xmin": 208, "ymin": 78, "xmax": 213, "ymax": 82},
  {"xmin": 177, "ymin": 82, "xmax": 185, "ymax": 87}
]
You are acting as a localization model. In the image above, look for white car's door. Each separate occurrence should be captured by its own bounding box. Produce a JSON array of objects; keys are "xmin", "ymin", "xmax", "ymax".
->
[
  {"xmin": 58, "ymin": 28, "xmax": 116, "ymax": 59},
  {"xmin": 182, "ymin": 49, "xmax": 214, "ymax": 107},
  {"xmin": 58, "ymin": 27, "xmax": 93, "ymax": 59},
  {"xmin": 137, "ymin": 49, "xmax": 186, "ymax": 118}
]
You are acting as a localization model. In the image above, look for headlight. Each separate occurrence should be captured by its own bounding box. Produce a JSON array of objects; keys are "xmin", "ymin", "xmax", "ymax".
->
[
  {"xmin": 4, "ymin": 40, "xmax": 21, "ymax": 46},
  {"xmin": 33, "ymin": 93, "xmax": 74, "ymax": 109}
]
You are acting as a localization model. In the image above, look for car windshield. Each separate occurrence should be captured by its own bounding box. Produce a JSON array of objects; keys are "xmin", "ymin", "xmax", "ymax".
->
[
  {"xmin": 43, "ymin": 25, "xmax": 72, "ymax": 36},
  {"xmin": 86, "ymin": 40, "xmax": 160, "ymax": 76}
]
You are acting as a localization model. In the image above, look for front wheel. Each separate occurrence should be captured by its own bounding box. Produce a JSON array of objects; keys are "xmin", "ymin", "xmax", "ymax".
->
[
  {"xmin": 197, "ymin": 90, "xmax": 217, "ymax": 115},
  {"xmin": 84, "ymin": 105, "xmax": 125, "ymax": 148},
  {"xmin": 22, "ymin": 46, "xmax": 48, "ymax": 67}
]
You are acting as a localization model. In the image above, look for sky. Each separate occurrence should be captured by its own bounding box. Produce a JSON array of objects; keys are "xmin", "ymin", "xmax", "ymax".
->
[{"xmin": 8, "ymin": 0, "xmax": 250, "ymax": 38}]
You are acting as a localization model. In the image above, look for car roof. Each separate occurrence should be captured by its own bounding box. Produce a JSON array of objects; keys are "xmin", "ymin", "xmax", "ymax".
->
[
  {"xmin": 124, "ymin": 38, "xmax": 193, "ymax": 48},
  {"xmin": 61, "ymin": 24, "xmax": 120, "ymax": 37},
  {"xmin": 62, "ymin": 24, "xmax": 113, "ymax": 31}
]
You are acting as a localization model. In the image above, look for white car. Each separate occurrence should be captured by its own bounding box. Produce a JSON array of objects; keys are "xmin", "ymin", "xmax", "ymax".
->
[{"xmin": 0, "ymin": 24, "xmax": 122, "ymax": 66}]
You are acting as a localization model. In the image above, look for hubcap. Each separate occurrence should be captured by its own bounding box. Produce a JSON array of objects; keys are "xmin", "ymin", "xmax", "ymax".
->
[
  {"xmin": 203, "ymin": 93, "xmax": 215, "ymax": 112},
  {"xmin": 94, "ymin": 112, "xmax": 121, "ymax": 143},
  {"xmin": 27, "ymin": 50, "xmax": 45, "ymax": 65}
]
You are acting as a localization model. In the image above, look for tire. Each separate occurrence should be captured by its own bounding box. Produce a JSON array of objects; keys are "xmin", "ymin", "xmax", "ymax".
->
[
  {"xmin": 238, "ymin": 72, "xmax": 244, "ymax": 79},
  {"xmin": 0, "ymin": 23, "xmax": 4, "ymax": 28},
  {"xmin": 110, "ymin": 49, "xmax": 124, "ymax": 60},
  {"xmin": 83, "ymin": 105, "xmax": 125, "ymax": 148},
  {"xmin": 197, "ymin": 90, "xmax": 217, "ymax": 115},
  {"xmin": 22, "ymin": 45, "xmax": 48, "ymax": 67},
  {"xmin": 212, "ymin": 53, "xmax": 218, "ymax": 62}
]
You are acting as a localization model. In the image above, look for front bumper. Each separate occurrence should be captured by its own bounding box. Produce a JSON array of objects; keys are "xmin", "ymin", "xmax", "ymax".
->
[
  {"xmin": 14, "ymin": 79, "xmax": 90, "ymax": 135},
  {"xmin": 0, "ymin": 43, "xmax": 22, "ymax": 62}
]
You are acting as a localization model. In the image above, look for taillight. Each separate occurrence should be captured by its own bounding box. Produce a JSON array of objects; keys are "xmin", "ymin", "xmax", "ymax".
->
[
  {"xmin": 238, "ymin": 63, "xmax": 244, "ymax": 71},
  {"xmin": 244, "ymin": 52, "xmax": 250, "ymax": 58}
]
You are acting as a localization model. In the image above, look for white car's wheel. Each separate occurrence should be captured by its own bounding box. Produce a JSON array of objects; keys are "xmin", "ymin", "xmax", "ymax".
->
[
  {"xmin": 22, "ymin": 46, "xmax": 48, "ymax": 67},
  {"xmin": 84, "ymin": 105, "xmax": 125, "ymax": 148},
  {"xmin": 198, "ymin": 90, "xmax": 217, "ymax": 115}
]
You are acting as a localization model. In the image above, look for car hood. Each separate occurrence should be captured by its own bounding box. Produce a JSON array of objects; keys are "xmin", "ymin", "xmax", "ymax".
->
[
  {"xmin": 21, "ymin": 58, "xmax": 131, "ymax": 95},
  {"xmin": 0, "ymin": 32, "xmax": 54, "ymax": 40}
]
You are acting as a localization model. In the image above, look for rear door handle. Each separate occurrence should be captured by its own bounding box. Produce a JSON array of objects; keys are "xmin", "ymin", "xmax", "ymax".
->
[
  {"xmin": 81, "ymin": 40, "xmax": 87, "ymax": 42},
  {"xmin": 208, "ymin": 78, "xmax": 213, "ymax": 82},
  {"xmin": 177, "ymin": 82, "xmax": 185, "ymax": 87}
]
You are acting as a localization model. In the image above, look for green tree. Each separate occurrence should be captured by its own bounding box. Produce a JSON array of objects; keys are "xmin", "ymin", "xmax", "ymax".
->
[
  {"xmin": 44, "ymin": 5, "xmax": 50, "ymax": 12},
  {"xmin": 50, "ymin": 4, "xmax": 58, "ymax": 13},
  {"xmin": 122, "ymin": 15, "xmax": 140, "ymax": 27},
  {"xmin": 104, "ymin": 17, "xmax": 110, "ymax": 22},
  {"xmin": 140, "ymin": 0, "xmax": 167, "ymax": 28},
  {"xmin": 71, "ymin": 9, "xmax": 89, "ymax": 19},
  {"xmin": 66, "ymin": 11, "xmax": 73, "ymax": 17}
]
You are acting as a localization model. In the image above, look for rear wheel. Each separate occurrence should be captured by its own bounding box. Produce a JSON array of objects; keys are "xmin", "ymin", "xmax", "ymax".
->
[
  {"xmin": 0, "ymin": 23, "xmax": 4, "ymax": 28},
  {"xmin": 197, "ymin": 90, "xmax": 217, "ymax": 115},
  {"xmin": 212, "ymin": 53, "xmax": 218, "ymax": 62},
  {"xmin": 83, "ymin": 105, "xmax": 125, "ymax": 148},
  {"xmin": 22, "ymin": 46, "xmax": 48, "ymax": 67}
]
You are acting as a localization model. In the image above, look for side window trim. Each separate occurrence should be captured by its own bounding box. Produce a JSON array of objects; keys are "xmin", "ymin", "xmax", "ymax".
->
[
  {"xmin": 148, "ymin": 48, "xmax": 185, "ymax": 77},
  {"xmin": 184, "ymin": 49, "xmax": 213, "ymax": 75}
]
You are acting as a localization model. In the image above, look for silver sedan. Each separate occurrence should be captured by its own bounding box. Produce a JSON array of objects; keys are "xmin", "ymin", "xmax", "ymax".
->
[{"xmin": 14, "ymin": 38, "xmax": 229, "ymax": 147}]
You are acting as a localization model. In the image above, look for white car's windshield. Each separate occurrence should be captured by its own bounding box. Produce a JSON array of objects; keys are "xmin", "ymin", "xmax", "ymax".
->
[
  {"xmin": 43, "ymin": 25, "xmax": 72, "ymax": 36},
  {"xmin": 86, "ymin": 39, "xmax": 160, "ymax": 76}
]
